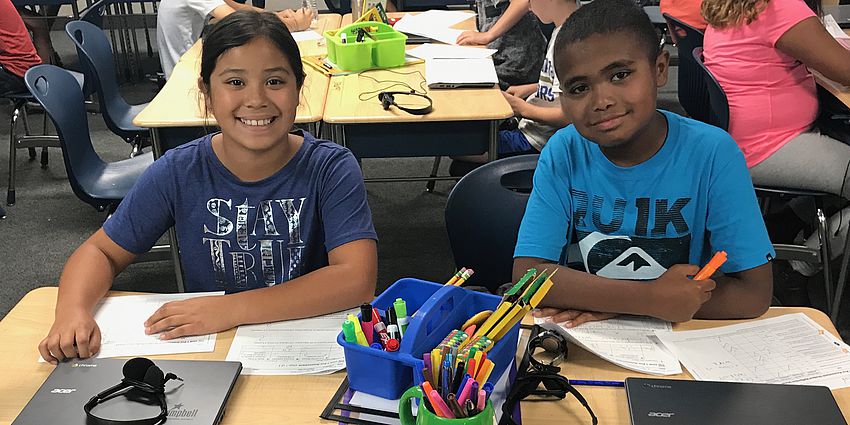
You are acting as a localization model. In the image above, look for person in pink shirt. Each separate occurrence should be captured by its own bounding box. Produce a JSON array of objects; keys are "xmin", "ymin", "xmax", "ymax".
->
[{"xmin": 703, "ymin": 0, "xmax": 850, "ymax": 280}]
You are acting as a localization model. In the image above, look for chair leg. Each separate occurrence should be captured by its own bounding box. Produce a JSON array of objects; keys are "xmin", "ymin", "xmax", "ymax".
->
[
  {"xmin": 129, "ymin": 139, "xmax": 143, "ymax": 158},
  {"xmin": 0, "ymin": 204, "xmax": 6, "ymax": 219},
  {"xmin": 815, "ymin": 207, "xmax": 833, "ymax": 316},
  {"xmin": 426, "ymin": 156, "xmax": 442, "ymax": 193},
  {"xmin": 831, "ymin": 210, "xmax": 850, "ymax": 324},
  {"xmin": 7, "ymin": 101, "xmax": 22, "ymax": 206}
]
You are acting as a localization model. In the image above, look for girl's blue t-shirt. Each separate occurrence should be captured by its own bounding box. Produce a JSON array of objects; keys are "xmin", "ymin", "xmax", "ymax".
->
[
  {"xmin": 104, "ymin": 131, "xmax": 377, "ymax": 292},
  {"xmin": 515, "ymin": 110, "xmax": 774, "ymax": 278}
]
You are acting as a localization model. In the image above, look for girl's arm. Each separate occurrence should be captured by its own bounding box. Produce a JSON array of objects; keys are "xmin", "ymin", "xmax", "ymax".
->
[
  {"xmin": 776, "ymin": 16, "xmax": 850, "ymax": 86},
  {"xmin": 144, "ymin": 238, "xmax": 378, "ymax": 339},
  {"xmin": 457, "ymin": 0, "xmax": 531, "ymax": 45},
  {"xmin": 38, "ymin": 229, "xmax": 137, "ymax": 363}
]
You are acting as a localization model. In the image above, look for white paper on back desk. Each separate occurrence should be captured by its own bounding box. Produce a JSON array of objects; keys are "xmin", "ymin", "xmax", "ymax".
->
[
  {"xmin": 534, "ymin": 315, "xmax": 682, "ymax": 375},
  {"xmin": 654, "ymin": 313, "xmax": 850, "ymax": 389},
  {"xmin": 392, "ymin": 11, "xmax": 471, "ymax": 45},
  {"xmin": 92, "ymin": 292, "xmax": 222, "ymax": 358},
  {"xmin": 226, "ymin": 309, "xmax": 356, "ymax": 375}
]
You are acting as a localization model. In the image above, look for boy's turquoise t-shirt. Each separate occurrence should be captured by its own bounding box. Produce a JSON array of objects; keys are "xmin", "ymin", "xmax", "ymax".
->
[{"xmin": 515, "ymin": 110, "xmax": 774, "ymax": 279}]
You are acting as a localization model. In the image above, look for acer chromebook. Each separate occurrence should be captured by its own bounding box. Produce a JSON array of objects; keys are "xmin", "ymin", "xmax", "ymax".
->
[
  {"xmin": 625, "ymin": 378, "xmax": 847, "ymax": 425},
  {"xmin": 13, "ymin": 358, "xmax": 242, "ymax": 425}
]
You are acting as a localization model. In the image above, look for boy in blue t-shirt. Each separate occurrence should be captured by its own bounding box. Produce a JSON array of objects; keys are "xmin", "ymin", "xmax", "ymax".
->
[{"xmin": 514, "ymin": 0, "xmax": 775, "ymax": 327}]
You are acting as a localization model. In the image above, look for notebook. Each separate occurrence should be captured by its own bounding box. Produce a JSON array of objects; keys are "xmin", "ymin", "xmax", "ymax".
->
[
  {"xmin": 625, "ymin": 378, "xmax": 847, "ymax": 425},
  {"xmin": 13, "ymin": 358, "xmax": 242, "ymax": 425},
  {"xmin": 425, "ymin": 58, "xmax": 499, "ymax": 89},
  {"xmin": 825, "ymin": 5, "xmax": 850, "ymax": 29}
]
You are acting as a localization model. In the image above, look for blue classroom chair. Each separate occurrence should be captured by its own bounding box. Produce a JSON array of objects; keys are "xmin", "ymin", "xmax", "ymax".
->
[
  {"xmin": 663, "ymin": 13, "xmax": 708, "ymax": 123},
  {"xmin": 445, "ymin": 154, "xmax": 537, "ymax": 293},
  {"xmin": 65, "ymin": 20, "xmax": 150, "ymax": 157},
  {"xmin": 24, "ymin": 65, "xmax": 152, "ymax": 213}
]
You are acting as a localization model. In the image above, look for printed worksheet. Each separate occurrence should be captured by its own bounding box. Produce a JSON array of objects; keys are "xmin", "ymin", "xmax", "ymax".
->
[
  {"xmin": 536, "ymin": 315, "xmax": 682, "ymax": 375},
  {"xmin": 393, "ymin": 11, "xmax": 472, "ymax": 45},
  {"xmin": 655, "ymin": 313, "xmax": 850, "ymax": 389},
  {"xmin": 226, "ymin": 309, "xmax": 356, "ymax": 375},
  {"xmin": 94, "ymin": 292, "xmax": 222, "ymax": 358}
]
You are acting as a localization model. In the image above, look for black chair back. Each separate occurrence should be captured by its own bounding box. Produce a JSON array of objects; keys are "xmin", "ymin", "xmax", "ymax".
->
[
  {"xmin": 692, "ymin": 47, "xmax": 730, "ymax": 131},
  {"xmin": 24, "ymin": 65, "xmax": 108, "ymax": 209},
  {"xmin": 65, "ymin": 20, "xmax": 135, "ymax": 138},
  {"xmin": 79, "ymin": 0, "xmax": 109, "ymax": 28},
  {"xmin": 445, "ymin": 155, "xmax": 538, "ymax": 292},
  {"xmin": 663, "ymin": 13, "xmax": 709, "ymax": 122}
]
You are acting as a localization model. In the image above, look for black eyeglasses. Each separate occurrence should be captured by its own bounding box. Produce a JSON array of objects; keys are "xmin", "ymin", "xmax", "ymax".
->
[{"xmin": 499, "ymin": 325, "xmax": 598, "ymax": 425}]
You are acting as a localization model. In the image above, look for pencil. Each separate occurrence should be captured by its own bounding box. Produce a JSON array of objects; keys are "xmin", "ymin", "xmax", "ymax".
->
[
  {"xmin": 694, "ymin": 251, "xmax": 727, "ymax": 280},
  {"xmin": 446, "ymin": 268, "xmax": 467, "ymax": 285}
]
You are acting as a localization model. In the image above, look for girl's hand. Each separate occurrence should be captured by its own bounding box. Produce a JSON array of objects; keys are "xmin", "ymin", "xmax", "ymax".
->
[
  {"xmin": 533, "ymin": 307, "xmax": 618, "ymax": 328},
  {"xmin": 39, "ymin": 308, "xmax": 101, "ymax": 364},
  {"xmin": 144, "ymin": 295, "xmax": 240, "ymax": 340},
  {"xmin": 456, "ymin": 30, "xmax": 492, "ymax": 46}
]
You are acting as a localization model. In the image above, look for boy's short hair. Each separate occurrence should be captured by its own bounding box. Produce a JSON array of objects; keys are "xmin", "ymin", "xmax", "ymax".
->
[{"xmin": 554, "ymin": 0, "xmax": 660, "ymax": 71}]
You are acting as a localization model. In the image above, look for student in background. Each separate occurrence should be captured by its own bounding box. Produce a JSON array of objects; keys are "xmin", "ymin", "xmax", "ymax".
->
[
  {"xmin": 702, "ymin": 0, "xmax": 850, "ymax": 279},
  {"xmin": 456, "ymin": 0, "xmax": 547, "ymax": 88},
  {"xmin": 514, "ymin": 0, "xmax": 774, "ymax": 328},
  {"xmin": 157, "ymin": 0, "xmax": 313, "ymax": 78},
  {"xmin": 39, "ymin": 11, "xmax": 378, "ymax": 364},
  {"xmin": 659, "ymin": 0, "xmax": 706, "ymax": 31},
  {"xmin": 16, "ymin": 5, "xmax": 60, "ymax": 66},
  {"xmin": 0, "ymin": 0, "xmax": 42, "ymax": 94},
  {"xmin": 457, "ymin": 0, "xmax": 578, "ymax": 162}
]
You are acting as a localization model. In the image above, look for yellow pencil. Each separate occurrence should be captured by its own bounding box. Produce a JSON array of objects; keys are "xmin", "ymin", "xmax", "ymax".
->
[{"xmin": 445, "ymin": 267, "xmax": 467, "ymax": 286}]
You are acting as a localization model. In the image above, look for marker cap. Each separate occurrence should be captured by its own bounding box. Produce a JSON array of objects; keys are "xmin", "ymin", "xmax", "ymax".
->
[
  {"xmin": 386, "ymin": 339, "xmax": 399, "ymax": 352},
  {"xmin": 394, "ymin": 298, "xmax": 408, "ymax": 319}
]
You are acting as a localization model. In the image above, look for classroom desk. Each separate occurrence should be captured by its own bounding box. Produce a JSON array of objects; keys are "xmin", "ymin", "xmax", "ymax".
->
[
  {"xmin": 812, "ymin": 23, "xmax": 850, "ymax": 108},
  {"xmin": 2, "ymin": 287, "xmax": 849, "ymax": 424},
  {"xmin": 327, "ymin": 12, "xmax": 512, "ymax": 180}
]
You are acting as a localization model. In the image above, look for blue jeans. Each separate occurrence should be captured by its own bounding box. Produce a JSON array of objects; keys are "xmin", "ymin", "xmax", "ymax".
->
[{"xmin": 499, "ymin": 129, "xmax": 536, "ymax": 155}]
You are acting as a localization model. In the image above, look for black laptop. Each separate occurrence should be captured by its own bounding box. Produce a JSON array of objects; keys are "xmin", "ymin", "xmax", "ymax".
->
[
  {"xmin": 625, "ymin": 378, "xmax": 847, "ymax": 425},
  {"xmin": 13, "ymin": 358, "xmax": 242, "ymax": 425},
  {"xmin": 825, "ymin": 5, "xmax": 850, "ymax": 29}
]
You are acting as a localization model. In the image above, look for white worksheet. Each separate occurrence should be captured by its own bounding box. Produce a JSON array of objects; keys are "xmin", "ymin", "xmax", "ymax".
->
[
  {"xmin": 291, "ymin": 30, "xmax": 324, "ymax": 42},
  {"xmin": 407, "ymin": 44, "xmax": 497, "ymax": 60},
  {"xmin": 393, "ymin": 11, "xmax": 472, "ymax": 45},
  {"xmin": 93, "ymin": 292, "xmax": 222, "ymax": 358},
  {"xmin": 536, "ymin": 315, "xmax": 682, "ymax": 375},
  {"xmin": 226, "ymin": 309, "xmax": 356, "ymax": 375},
  {"xmin": 655, "ymin": 313, "xmax": 850, "ymax": 389}
]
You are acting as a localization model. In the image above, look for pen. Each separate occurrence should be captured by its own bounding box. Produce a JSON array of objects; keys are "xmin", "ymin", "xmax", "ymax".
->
[
  {"xmin": 360, "ymin": 303, "xmax": 374, "ymax": 346},
  {"xmin": 340, "ymin": 32, "xmax": 347, "ymax": 44},
  {"xmin": 694, "ymin": 251, "xmax": 727, "ymax": 280},
  {"xmin": 569, "ymin": 379, "xmax": 625, "ymax": 387},
  {"xmin": 342, "ymin": 320, "xmax": 357, "ymax": 344},
  {"xmin": 429, "ymin": 390, "xmax": 455, "ymax": 419}
]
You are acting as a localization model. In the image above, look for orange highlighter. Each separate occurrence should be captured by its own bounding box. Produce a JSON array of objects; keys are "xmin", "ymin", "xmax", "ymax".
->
[{"xmin": 693, "ymin": 251, "xmax": 727, "ymax": 280}]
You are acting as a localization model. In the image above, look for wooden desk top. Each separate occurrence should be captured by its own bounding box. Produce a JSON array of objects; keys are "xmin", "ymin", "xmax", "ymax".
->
[
  {"xmin": 2, "ymin": 288, "xmax": 846, "ymax": 424},
  {"xmin": 133, "ymin": 14, "xmax": 342, "ymax": 128},
  {"xmin": 325, "ymin": 13, "xmax": 511, "ymax": 124}
]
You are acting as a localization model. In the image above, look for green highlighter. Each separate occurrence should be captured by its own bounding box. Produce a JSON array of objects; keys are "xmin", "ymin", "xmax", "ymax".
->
[
  {"xmin": 394, "ymin": 298, "xmax": 409, "ymax": 335},
  {"xmin": 342, "ymin": 320, "xmax": 358, "ymax": 344}
]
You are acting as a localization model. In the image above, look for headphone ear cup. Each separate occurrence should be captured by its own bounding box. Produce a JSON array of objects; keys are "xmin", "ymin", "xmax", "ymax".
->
[
  {"xmin": 123, "ymin": 358, "xmax": 155, "ymax": 382},
  {"xmin": 143, "ymin": 365, "xmax": 165, "ymax": 389},
  {"xmin": 380, "ymin": 92, "xmax": 392, "ymax": 110}
]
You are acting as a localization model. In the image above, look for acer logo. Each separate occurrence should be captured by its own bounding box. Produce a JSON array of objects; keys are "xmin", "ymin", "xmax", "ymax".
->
[
  {"xmin": 648, "ymin": 412, "xmax": 675, "ymax": 418},
  {"xmin": 642, "ymin": 383, "xmax": 672, "ymax": 389},
  {"xmin": 71, "ymin": 363, "xmax": 97, "ymax": 367},
  {"xmin": 50, "ymin": 388, "xmax": 77, "ymax": 394}
]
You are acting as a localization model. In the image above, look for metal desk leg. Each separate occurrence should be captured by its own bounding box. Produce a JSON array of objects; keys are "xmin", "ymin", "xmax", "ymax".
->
[
  {"xmin": 488, "ymin": 120, "xmax": 498, "ymax": 162},
  {"xmin": 151, "ymin": 128, "xmax": 185, "ymax": 292},
  {"xmin": 831, "ymin": 221, "xmax": 850, "ymax": 323},
  {"xmin": 0, "ymin": 205, "xmax": 6, "ymax": 219}
]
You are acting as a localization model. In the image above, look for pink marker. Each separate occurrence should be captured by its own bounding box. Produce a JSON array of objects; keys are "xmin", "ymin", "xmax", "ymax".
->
[
  {"xmin": 457, "ymin": 374, "xmax": 475, "ymax": 404},
  {"xmin": 429, "ymin": 390, "xmax": 455, "ymax": 419},
  {"xmin": 476, "ymin": 389, "xmax": 486, "ymax": 412}
]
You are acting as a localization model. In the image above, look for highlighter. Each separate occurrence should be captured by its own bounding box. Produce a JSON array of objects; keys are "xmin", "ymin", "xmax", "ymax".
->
[
  {"xmin": 394, "ymin": 298, "xmax": 409, "ymax": 335},
  {"xmin": 342, "ymin": 320, "xmax": 357, "ymax": 344},
  {"xmin": 694, "ymin": 251, "xmax": 727, "ymax": 280}
]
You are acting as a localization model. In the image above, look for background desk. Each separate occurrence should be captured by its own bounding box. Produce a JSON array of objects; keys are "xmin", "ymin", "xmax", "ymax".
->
[
  {"xmin": 2, "ymin": 287, "xmax": 849, "ymax": 424},
  {"xmin": 328, "ymin": 12, "xmax": 512, "ymax": 182}
]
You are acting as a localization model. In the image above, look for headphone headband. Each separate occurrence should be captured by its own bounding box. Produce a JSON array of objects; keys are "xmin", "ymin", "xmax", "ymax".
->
[
  {"xmin": 378, "ymin": 90, "xmax": 433, "ymax": 115},
  {"xmin": 84, "ymin": 358, "xmax": 182, "ymax": 425}
]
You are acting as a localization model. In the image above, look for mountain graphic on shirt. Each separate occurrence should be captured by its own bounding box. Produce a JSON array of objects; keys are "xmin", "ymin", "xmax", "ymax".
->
[{"xmin": 576, "ymin": 230, "xmax": 690, "ymax": 280}]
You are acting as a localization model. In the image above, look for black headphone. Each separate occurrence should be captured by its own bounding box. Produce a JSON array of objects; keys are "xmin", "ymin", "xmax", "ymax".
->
[
  {"xmin": 378, "ymin": 90, "xmax": 433, "ymax": 115},
  {"xmin": 84, "ymin": 358, "xmax": 183, "ymax": 425}
]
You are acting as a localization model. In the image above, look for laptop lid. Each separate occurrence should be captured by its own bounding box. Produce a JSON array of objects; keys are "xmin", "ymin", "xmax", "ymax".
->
[
  {"xmin": 13, "ymin": 358, "xmax": 242, "ymax": 425},
  {"xmin": 425, "ymin": 58, "xmax": 498, "ymax": 89},
  {"xmin": 625, "ymin": 378, "xmax": 847, "ymax": 425}
]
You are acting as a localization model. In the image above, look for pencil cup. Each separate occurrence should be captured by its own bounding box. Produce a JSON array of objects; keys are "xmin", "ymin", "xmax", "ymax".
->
[{"xmin": 399, "ymin": 386, "xmax": 495, "ymax": 425}]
